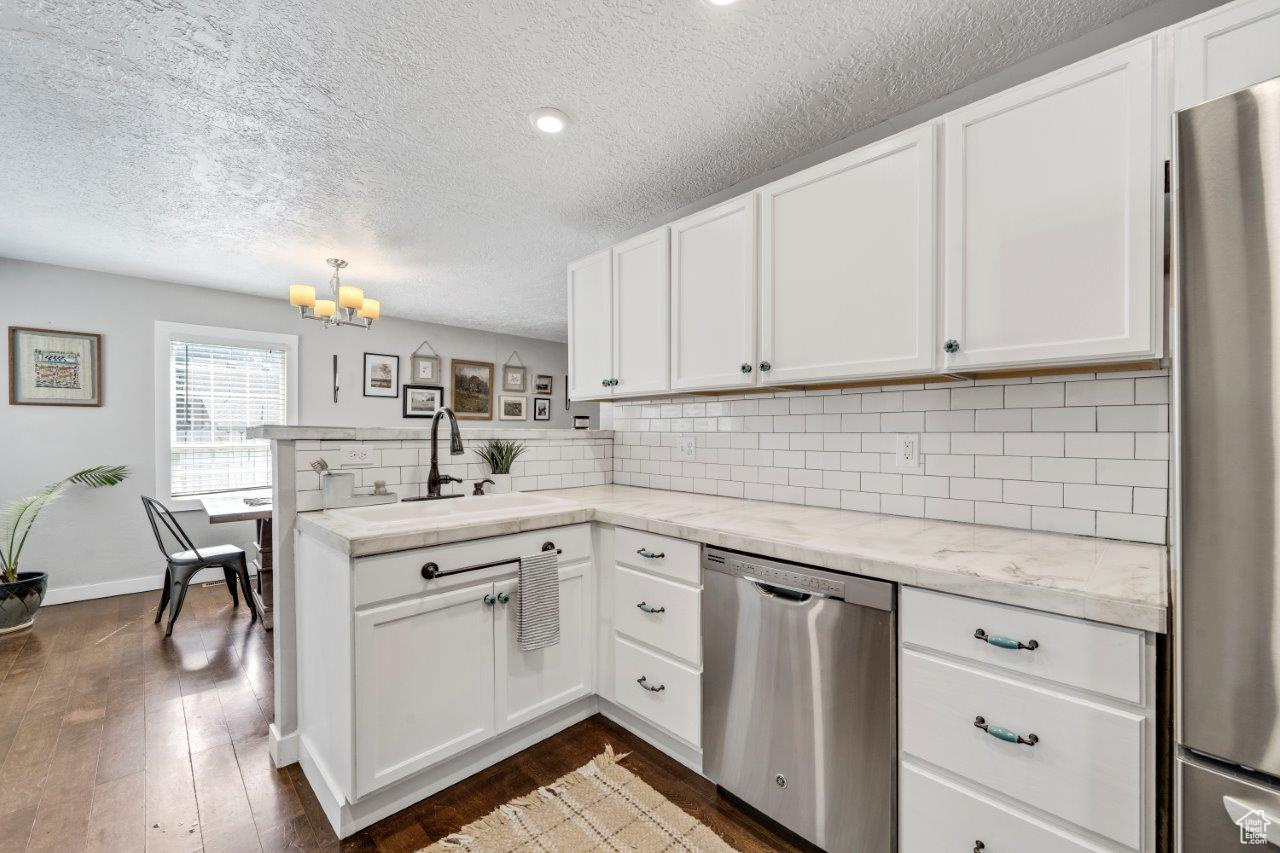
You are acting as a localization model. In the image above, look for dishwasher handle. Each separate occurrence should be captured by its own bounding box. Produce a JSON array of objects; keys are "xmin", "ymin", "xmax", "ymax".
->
[{"xmin": 744, "ymin": 576, "xmax": 815, "ymax": 602}]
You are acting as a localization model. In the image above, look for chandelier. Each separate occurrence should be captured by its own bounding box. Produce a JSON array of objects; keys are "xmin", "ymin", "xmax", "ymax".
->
[{"xmin": 288, "ymin": 258, "xmax": 380, "ymax": 329}]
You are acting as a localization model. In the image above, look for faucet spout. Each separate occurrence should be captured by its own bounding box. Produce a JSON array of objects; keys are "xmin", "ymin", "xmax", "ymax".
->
[{"xmin": 427, "ymin": 408, "xmax": 465, "ymax": 498}]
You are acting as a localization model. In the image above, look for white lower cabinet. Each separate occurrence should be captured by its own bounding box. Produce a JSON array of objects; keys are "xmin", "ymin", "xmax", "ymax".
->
[
  {"xmin": 353, "ymin": 581, "xmax": 497, "ymax": 798},
  {"xmin": 613, "ymin": 636, "xmax": 702, "ymax": 747},
  {"xmin": 900, "ymin": 588, "xmax": 1157, "ymax": 852},
  {"xmin": 900, "ymin": 764, "xmax": 1108, "ymax": 853},
  {"xmin": 494, "ymin": 562, "xmax": 593, "ymax": 732}
]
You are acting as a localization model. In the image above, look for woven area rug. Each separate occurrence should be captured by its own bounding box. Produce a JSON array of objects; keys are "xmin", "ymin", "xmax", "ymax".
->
[{"xmin": 422, "ymin": 746, "xmax": 737, "ymax": 852}]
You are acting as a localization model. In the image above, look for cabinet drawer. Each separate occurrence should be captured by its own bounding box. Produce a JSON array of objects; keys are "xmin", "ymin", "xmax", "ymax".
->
[
  {"xmin": 354, "ymin": 524, "xmax": 590, "ymax": 607},
  {"xmin": 901, "ymin": 650, "xmax": 1144, "ymax": 848},
  {"xmin": 613, "ymin": 527, "xmax": 700, "ymax": 585},
  {"xmin": 613, "ymin": 636, "xmax": 701, "ymax": 746},
  {"xmin": 614, "ymin": 566, "xmax": 700, "ymax": 666},
  {"xmin": 902, "ymin": 587, "xmax": 1144, "ymax": 703},
  {"xmin": 901, "ymin": 763, "xmax": 1106, "ymax": 852}
]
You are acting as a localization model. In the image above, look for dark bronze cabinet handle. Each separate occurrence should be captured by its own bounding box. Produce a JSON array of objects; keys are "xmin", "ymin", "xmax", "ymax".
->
[
  {"xmin": 944, "ymin": 339, "xmax": 960, "ymax": 353},
  {"xmin": 636, "ymin": 676, "xmax": 665, "ymax": 692},
  {"xmin": 636, "ymin": 601, "xmax": 665, "ymax": 614},
  {"xmin": 974, "ymin": 842, "xmax": 985, "ymax": 853},
  {"xmin": 636, "ymin": 547, "xmax": 665, "ymax": 559},
  {"xmin": 974, "ymin": 628, "xmax": 1039, "ymax": 651},
  {"xmin": 974, "ymin": 715, "xmax": 1038, "ymax": 746},
  {"xmin": 421, "ymin": 562, "xmax": 440, "ymax": 580},
  {"xmin": 740, "ymin": 363, "xmax": 753, "ymax": 373},
  {"xmin": 758, "ymin": 361, "xmax": 772, "ymax": 372}
]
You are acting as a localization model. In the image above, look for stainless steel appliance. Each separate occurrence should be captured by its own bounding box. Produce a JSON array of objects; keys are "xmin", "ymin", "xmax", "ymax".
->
[
  {"xmin": 701, "ymin": 546, "xmax": 895, "ymax": 851},
  {"xmin": 1176, "ymin": 75, "xmax": 1280, "ymax": 849}
]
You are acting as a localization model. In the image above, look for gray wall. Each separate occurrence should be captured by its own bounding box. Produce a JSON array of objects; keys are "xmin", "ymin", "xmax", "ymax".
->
[{"xmin": 0, "ymin": 257, "xmax": 596, "ymax": 602}]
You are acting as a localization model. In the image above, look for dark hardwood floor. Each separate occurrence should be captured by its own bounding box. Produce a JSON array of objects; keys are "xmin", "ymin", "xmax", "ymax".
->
[{"xmin": 0, "ymin": 584, "xmax": 808, "ymax": 851}]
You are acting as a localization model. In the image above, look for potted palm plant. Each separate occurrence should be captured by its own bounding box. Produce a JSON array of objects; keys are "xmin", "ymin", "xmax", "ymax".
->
[
  {"xmin": 1, "ymin": 465, "xmax": 128, "ymax": 633},
  {"xmin": 474, "ymin": 439, "xmax": 526, "ymax": 494}
]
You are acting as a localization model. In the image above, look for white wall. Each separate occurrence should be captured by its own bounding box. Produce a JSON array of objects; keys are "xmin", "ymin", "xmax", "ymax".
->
[{"xmin": 0, "ymin": 258, "xmax": 598, "ymax": 603}]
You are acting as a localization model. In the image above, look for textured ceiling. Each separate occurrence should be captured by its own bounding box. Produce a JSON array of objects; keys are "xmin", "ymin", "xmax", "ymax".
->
[{"xmin": 1, "ymin": 0, "xmax": 1154, "ymax": 341}]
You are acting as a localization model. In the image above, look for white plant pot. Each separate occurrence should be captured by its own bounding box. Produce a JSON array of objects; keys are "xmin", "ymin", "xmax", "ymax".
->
[{"xmin": 487, "ymin": 473, "xmax": 513, "ymax": 494}]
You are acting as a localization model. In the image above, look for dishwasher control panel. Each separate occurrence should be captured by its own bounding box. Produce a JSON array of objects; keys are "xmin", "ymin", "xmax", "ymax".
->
[{"xmin": 705, "ymin": 549, "xmax": 846, "ymax": 598}]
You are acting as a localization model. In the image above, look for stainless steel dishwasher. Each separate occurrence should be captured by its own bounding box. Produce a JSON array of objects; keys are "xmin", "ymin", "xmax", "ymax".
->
[{"xmin": 701, "ymin": 546, "xmax": 895, "ymax": 852}]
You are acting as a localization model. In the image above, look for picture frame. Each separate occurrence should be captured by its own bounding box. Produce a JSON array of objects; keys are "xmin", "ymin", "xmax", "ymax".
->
[
  {"xmin": 451, "ymin": 359, "xmax": 494, "ymax": 420},
  {"xmin": 363, "ymin": 352, "xmax": 400, "ymax": 397},
  {"xmin": 8, "ymin": 326, "xmax": 102, "ymax": 407},
  {"xmin": 533, "ymin": 396, "xmax": 551, "ymax": 421},
  {"xmin": 410, "ymin": 354, "xmax": 440, "ymax": 383},
  {"xmin": 499, "ymin": 395, "xmax": 527, "ymax": 421},
  {"xmin": 402, "ymin": 384, "xmax": 445, "ymax": 418},
  {"xmin": 502, "ymin": 365, "xmax": 526, "ymax": 393},
  {"xmin": 534, "ymin": 374, "xmax": 553, "ymax": 395}
]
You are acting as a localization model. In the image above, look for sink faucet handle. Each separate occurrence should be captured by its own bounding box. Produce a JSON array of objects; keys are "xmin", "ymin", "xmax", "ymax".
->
[{"xmin": 473, "ymin": 478, "xmax": 496, "ymax": 496}]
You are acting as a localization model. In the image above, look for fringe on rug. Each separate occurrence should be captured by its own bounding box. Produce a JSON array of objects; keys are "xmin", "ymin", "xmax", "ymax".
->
[{"xmin": 431, "ymin": 745, "xmax": 630, "ymax": 848}]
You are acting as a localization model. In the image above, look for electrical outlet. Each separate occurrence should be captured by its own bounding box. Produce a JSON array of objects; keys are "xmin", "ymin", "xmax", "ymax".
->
[
  {"xmin": 677, "ymin": 436, "xmax": 696, "ymax": 462},
  {"xmin": 341, "ymin": 445, "xmax": 375, "ymax": 466},
  {"xmin": 895, "ymin": 434, "xmax": 921, "ymax": 471}
]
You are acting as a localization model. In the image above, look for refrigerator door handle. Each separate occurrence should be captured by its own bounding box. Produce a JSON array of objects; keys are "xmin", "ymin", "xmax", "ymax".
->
[{"xmin": 1224, "ymin": 795, "xmax": 1280, "ymax": 846}]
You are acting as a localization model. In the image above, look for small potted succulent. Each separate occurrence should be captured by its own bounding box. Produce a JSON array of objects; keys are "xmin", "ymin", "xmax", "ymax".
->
[
  {"xmin": 474, "ymin": 439, "xmax": 526, "ymax": 495},
  {"xmin": 0, "ymin": 465, "xmax": 128, "ymax": 633}
]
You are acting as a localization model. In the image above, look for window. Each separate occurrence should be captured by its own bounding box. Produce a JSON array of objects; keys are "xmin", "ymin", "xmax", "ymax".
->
[{"xmin": 155, "ymin": 323, "xmax": 298, "ymax": 504}]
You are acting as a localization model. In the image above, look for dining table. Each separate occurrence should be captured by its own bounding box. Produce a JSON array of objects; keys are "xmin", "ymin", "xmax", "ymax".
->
[{"xmin": 198, "ymin": 489, "xmax": 274, "ymax": 630}]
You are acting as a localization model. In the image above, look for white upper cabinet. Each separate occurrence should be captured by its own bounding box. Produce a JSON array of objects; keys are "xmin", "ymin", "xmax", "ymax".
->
[
  {"xmin": 1172, "ymin": 0, "xmax": 1280, "ymax": 110},
  {"xmin": 612, "ymin": 227, "xmax": 671, "ymax": 397},
  {"xmin": 567, "ymin": 250, "xmax": 613, "ymax": 400},
  {"xmin": 670, "ymin": 195, "xmax": 758, "ymax": 392},
  {"xmin": 759, "ymin": 124, "xmax": 937, "ymax": 384},
  {"xmin": 942, "ymin": 37, "xmax": 1160, "ymax": 371}
]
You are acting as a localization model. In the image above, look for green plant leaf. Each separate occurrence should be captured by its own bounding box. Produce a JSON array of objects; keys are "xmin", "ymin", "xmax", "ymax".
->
[{"xmin": 0, "ymin": 465, "xmax": 129, "ymax": 581}]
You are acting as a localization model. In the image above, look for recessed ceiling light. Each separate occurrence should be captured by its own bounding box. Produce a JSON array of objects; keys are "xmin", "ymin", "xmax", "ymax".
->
[{"xmin": 529, "ymin": 107, "xmax": 569, "ymax": 134}]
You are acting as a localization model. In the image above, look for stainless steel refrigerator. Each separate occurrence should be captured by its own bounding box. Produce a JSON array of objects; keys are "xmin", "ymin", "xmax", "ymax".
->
[{"xmin": 1177, "ymin": 75, "xmax": 1280, "ymax": 850}]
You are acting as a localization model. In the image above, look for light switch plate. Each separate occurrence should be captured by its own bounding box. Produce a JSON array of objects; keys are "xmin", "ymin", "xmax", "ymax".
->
[
  {"xmin": 341, "ymin": 445, "xmax": 375, "ymax": 466},
  {"xmin": 676, "ymin": 436, "xmax": 696, "ymax": 462}
]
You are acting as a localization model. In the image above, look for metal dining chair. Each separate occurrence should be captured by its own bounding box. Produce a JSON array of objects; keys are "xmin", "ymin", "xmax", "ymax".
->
[{"xmin": 141, "ymin": 496, "xmax": 258, "ymax": 637}]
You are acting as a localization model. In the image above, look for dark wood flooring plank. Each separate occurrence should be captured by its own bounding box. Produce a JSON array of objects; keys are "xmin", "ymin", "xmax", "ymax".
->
[
  {"xmin": 190, "ymin": 743, "xmax": 261, "ymax": 853},
  {"xmin": 85, "ymin": 770, "xmax": 146, "ymax": 852}
]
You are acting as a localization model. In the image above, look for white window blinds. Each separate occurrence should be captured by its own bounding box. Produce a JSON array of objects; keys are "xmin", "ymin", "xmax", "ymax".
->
[{"xmin": 169, "ymin": 340, "xmax": 288, "ymax": 498}]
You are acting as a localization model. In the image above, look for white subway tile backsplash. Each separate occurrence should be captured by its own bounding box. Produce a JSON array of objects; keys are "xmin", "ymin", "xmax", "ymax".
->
[
  {"xmin": 610, "ymin": 370, "xmax": 1168, "ymax": 544},
  {"xmin": 1005, "ymin": 383, "xmax": 1064, "ymax": 408}
]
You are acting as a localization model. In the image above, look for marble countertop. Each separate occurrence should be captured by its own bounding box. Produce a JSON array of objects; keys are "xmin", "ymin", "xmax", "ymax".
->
[{"xmin": 296, "ymin": 484, "xmax": 1168, "ymax": 632}]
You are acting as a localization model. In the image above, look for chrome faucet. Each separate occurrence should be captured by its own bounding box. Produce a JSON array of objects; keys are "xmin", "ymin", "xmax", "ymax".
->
[{"xmin": 426, "ymin": 407, "xmax": 466, "ymax": 499}]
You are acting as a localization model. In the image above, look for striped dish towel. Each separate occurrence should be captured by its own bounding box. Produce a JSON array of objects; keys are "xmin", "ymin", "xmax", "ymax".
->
[{"xmin": 517, "ymin": 550, "xmax": 560, "ymax": 651}]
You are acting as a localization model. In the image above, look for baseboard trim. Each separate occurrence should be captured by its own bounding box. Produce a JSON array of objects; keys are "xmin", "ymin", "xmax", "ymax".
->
[
  {"xmin": 269, "ymin": 723, "xmax": 300, "ymax": 768},
  {"xmin": 42, "ymin": 566, "xmax": 256, "ymax": 607},
  {"xmin": 597, "ymin": 698, "xmax": 703, "ymax": 774}
]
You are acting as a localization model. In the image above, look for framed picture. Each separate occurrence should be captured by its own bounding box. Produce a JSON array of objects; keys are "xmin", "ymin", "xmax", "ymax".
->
[
  {"xmin": 451, "ymin": 359, "xmax": 494, "ymax": 419},
  {"xmin": 533, "ymin": 396, "xmax": 551, "ymax": 421},
  {"xmin": 499, "ymin": 395, "xmax": 527, "ymax": 421},
  {"xmin": 8, "ymin": 327, "xmax": 102, "ymax": 407},
  {"xmin": 502, "ymin": 365, "xmax": 526, "ymax": 393},
  {"xmin": 410, "ymin": 354, "xmax": 440, "ymax": 383},
  {"xmin": 363, "ymin": 353, "xmax": 400, "ymax": 397},
  {"xmin": 534, "ymin": 374, "xmax": 553, "ymax": 394},
  {"xmin": 402, "ymin": 384, "xmax": 444, "ymax": 418}
]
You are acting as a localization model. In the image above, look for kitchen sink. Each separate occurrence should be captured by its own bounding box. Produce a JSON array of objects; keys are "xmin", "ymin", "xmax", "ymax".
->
[{"xmin": 325, "ymin": 492, "xmax": 575, "ymax": 528}]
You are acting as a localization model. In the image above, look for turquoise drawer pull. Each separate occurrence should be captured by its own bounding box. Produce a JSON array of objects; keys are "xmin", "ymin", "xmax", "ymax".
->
[
  {"xmin": 636, "ymin": 547, "xmax": 665, "ymax": 559},
  {"xmin": 636, "ymin": 601, "xmax": 665, "ymax": 614},
  {"xmin": 974, "ymin": 627, "xmax": 1039, "ymax": 651},
  {"xmin": 974, "ymin": 715, "xmax": 1038, "ymax": 746}
]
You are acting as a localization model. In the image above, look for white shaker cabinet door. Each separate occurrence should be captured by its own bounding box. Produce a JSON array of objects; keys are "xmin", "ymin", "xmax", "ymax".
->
[
  {"xmin": 759, "ymin": 124, "xmax": 937, "ymax": 385},
  {"xmin": 612, "ymin": 227, "xmax": 670, "ymax": 397},
  {"xmin": 942, "ymin": 37, "xmax": 1160, "ymax": 371},
  {"xmin": 353, "ymin": 581, "xmax": 496, "ymax": 798},
  {"xmin": 567, "ymin": 250, "xmax": 613, "ymax": 400},
  {"xmin": 1173, "ymin": 0, "xmax": 1280, "ymax": 110},
  {"xmin": 670, "ymin": 194, "xmax": 758, "ymax": 392},
  {"xmin": 494, "ymin": 561, "xmax": 593, "ymax": 733}
]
